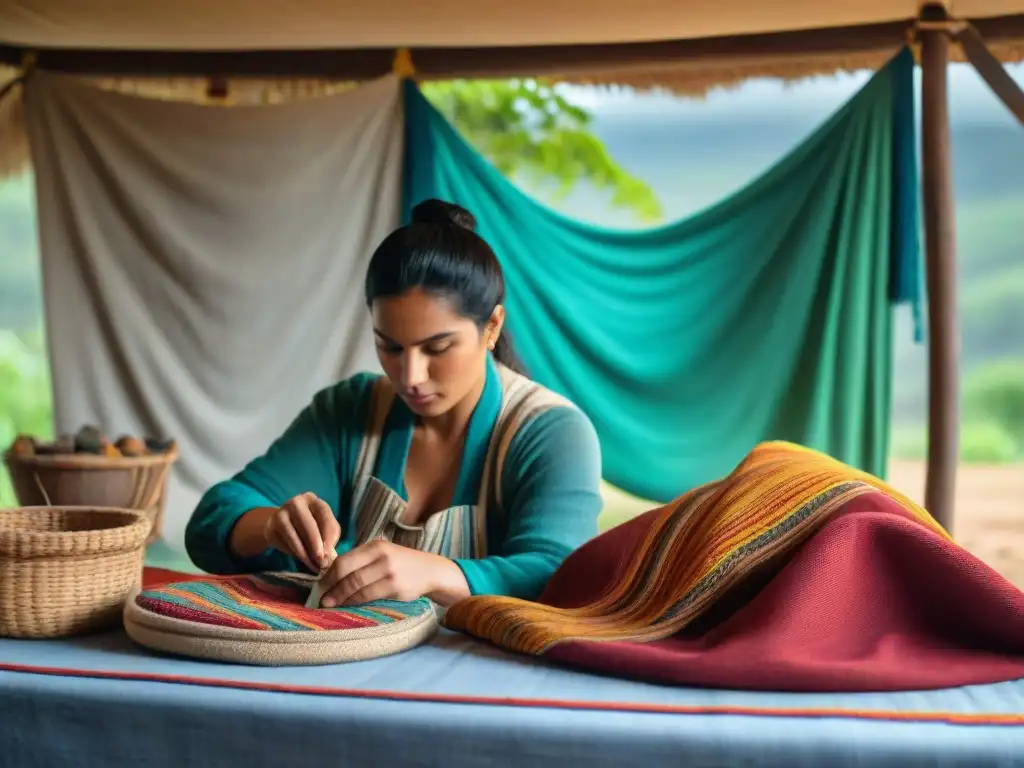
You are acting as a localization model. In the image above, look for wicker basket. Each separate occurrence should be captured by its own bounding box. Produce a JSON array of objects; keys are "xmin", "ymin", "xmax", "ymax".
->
[
  {"xmin": 3, "ymin": 445, "xmax": 177, "ymax": 545},
  {"xmin": 0, "ymin": 506, "xmax": 152, "ymax": 638}
]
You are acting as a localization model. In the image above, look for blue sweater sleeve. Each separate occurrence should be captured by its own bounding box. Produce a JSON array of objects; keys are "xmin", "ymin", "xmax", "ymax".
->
[
  {"xmin": 184, "ymin": 375, "xmax": 373, "ymax": 574},
  {"xmin": 454, "ymin": 406, "xmax": 603, "ymax": 600}
]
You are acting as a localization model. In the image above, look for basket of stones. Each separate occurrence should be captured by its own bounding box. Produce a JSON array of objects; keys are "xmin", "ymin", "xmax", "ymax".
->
[
  {"xmin": 3, "ymin": 426, "xmax": 178, "ymax": 545},
  {"xmin": 0, "ymin": 506, "xmax": 152, "ymax": 638}
]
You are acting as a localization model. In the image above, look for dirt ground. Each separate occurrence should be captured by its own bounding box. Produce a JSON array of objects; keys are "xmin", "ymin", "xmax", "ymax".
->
[
  {"xmin": 887, "ymin": 460, "xmax": 1024, "ymax": 588},
  {"xmin": 599, "ymin": 460, "xmax": 1024, "ymax": 587}
]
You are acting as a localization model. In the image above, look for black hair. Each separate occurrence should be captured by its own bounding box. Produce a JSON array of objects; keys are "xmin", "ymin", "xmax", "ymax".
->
[{"xmin": 364, "ymin": 198, "xmax": 526, "ymax": 374}]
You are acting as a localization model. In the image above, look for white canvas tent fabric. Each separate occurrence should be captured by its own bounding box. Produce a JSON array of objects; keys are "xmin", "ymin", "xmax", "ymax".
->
[
  {"xmin": 22, "ymin": 72, "xmax": 402, "ymax": 549},
  {"xmin": 1, "ymin": 0, "xmax": 1023, "ymax": 48}
]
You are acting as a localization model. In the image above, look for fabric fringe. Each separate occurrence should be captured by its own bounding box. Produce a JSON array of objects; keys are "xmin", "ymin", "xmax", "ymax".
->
[
  {"xmin": 0, "ymin": 69, "xmax": 358, "ymax": 180},
  {"xmin": 558, "ymin": 40, "xmax": 1024, "ymax": 96},
  {"xmin": 2, "ymin": 37, "xmax": 1023, "ymax": 180},
  {"xmin": 87, "ymin": 76, "xmax": 357, "ymax": 105},
  {"xmin": 442, "ymin": 441, "xmax": 946, "ymax": 655}
]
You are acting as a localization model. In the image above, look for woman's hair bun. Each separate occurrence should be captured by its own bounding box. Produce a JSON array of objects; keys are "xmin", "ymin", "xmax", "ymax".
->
[{"xmin": 411, "ymin": 198, "xmax": 477, "ymax": 232}]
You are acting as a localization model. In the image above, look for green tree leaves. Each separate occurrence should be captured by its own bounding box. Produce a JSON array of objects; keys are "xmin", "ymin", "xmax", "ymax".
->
[
  {"xmin": 423, "ymin": 80, "xmax": 662, "ymax": 221},
  {"xmin": 0, "ymin": 329, "xmax": 52, "ymax": 505}
]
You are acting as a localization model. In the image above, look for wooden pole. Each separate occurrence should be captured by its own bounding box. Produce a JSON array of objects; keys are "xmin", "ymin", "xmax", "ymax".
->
[
  {"xmin": 919, "ymin": 8, "xmax": 960, "ymax": 532},
  {"xmin": 956, "ymin": 24, "xmax": 1024, "ymax": 126}
]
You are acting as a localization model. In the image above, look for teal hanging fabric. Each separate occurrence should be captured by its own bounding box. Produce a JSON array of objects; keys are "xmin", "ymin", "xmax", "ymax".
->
[{"xmin": 402, "ymin": 49, "xmax": 921, "ymax": 502}]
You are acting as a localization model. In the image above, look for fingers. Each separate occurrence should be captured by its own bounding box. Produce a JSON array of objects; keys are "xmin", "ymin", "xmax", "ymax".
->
[
  {"xmin": 264, "ymin": 492, "xmax": 339, "ymax": 572},
  {"xmin": 333, "ymin": 579, "xmax": 396, "ymax": 608},
  {"xmin": 317, "ymin": 540, "xmax": 385, "ymax": 596},
  {"xmin": 320, "ymin": 556, "xmax": 394, "ymax": 608},
  {"xmin": 309, "ymin": 497, "xmax": 342, "ymax": 561},
  {"xmin": 315, "ymin": 540, "xmax": 387, "ymax": 606},
  {"xmin": 265, "ymin": 510, "xmax": 316, "ymax": 572},
  {"xmin": 288, "ymin": 494, "xmax": 326, "ymax": 567}
]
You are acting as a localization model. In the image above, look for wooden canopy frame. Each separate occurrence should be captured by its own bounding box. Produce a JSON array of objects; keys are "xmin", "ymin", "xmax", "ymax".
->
[
  {"xmin": 2, "ymin": 3, "xmax": 1023, "ymax": 532},
  {"xmin": 1, "ymin": 11, "xmax": 1023, "ymax": 83}
]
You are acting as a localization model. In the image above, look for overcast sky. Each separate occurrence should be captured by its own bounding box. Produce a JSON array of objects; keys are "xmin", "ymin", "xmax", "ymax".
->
[{"xmin": 567, "ymin": 62, "xmax": 1024, "ymax": 128}]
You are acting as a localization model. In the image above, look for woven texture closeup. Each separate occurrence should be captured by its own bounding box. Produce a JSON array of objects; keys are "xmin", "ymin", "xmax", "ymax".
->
[
  {"xmin": 124, "ymin": 572, "xmax": 439, "ymax": 665},
  {"xmin": 0, "ymin": 506, "xmax": 151, "ymax": 638},
  {"xmin": 135, "ymin": 573, "xmax": 434, "ymax": 631},
  {"xmin": 443, "ymin": 441, "xmax": 1024, "ymax": 692}
]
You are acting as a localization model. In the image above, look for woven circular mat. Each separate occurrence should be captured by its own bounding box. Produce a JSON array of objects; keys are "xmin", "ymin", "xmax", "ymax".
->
[{"xmin": 123, "ymin": 572, "xmax": 439, "ymax": 666}]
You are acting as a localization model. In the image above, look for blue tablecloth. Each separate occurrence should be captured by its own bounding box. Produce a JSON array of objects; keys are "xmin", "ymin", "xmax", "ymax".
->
[{"xmin": 1, "ymin": 628, "xmax": 1023, "ymax": 767}]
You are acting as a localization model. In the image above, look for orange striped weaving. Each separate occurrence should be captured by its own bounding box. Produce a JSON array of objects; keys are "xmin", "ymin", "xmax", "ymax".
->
[{"xmin": 444, "ymin": 441, "xmax": 945, "ymax": 654}]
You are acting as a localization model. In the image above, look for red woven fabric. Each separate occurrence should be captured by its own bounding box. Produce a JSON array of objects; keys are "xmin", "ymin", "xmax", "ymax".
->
[{"xmin": 541, "ymin": 493, "xmax": 1024, "ymax": 692}]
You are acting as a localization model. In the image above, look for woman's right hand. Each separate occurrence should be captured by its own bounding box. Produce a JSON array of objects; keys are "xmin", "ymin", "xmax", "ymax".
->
[{"xmin": 262, "ymin": 492, "xmax": 341, "ymax": 573}]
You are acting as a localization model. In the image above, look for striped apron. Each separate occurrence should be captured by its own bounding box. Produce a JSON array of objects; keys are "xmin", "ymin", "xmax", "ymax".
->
[{"xmin": 350, "ymin": 366, "xmax": 572, "ymax": 560}]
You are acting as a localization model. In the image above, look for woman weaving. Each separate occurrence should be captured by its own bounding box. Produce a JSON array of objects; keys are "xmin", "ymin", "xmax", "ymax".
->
[{"xmin": 185, "ymin": 200, "xmax": 603, "ymax": 609}]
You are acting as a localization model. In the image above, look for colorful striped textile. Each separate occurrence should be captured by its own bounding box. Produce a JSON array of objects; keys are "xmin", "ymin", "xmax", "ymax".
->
[
  {"xmin": 135, "ymin": 573, "xmax": 434, "ymax": 632},
  {"xmin": 444, "ymin": 441, "xmax": 1024, "ymax": 692}
]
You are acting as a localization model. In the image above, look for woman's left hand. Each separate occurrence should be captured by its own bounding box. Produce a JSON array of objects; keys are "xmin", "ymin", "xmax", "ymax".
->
[{"xmin": 317, "ymin": 540, "xmax": 470, "ymax": 608}]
